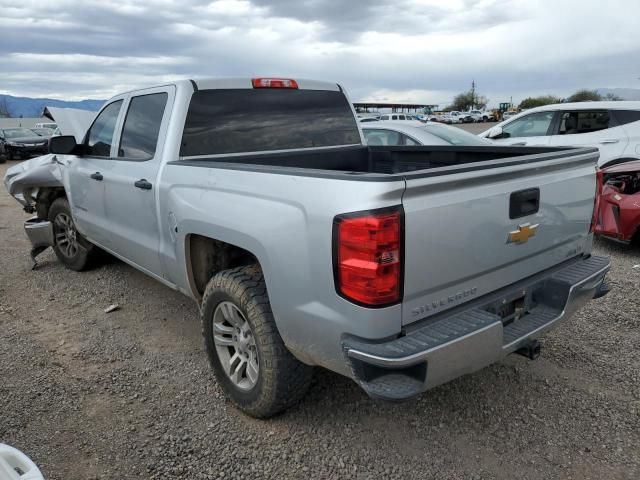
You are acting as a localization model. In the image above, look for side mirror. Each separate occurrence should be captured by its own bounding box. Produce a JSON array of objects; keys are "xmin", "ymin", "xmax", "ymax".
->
[
  {"xmin": 48, "ymin": 135, "xmax": 78, "ymax": 154},
  {"xmin": 487, "ymin": 126, "xmax": 503, "ymax": 139}
]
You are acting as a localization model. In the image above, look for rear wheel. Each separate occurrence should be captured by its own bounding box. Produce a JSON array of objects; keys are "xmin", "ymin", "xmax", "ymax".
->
[
  {"xmin": 48, "ymin": 198, "xmax": 97, "ymax": 271},
  {"xmin": 201, "ymin": 265, "xmax": 314, "ymax": 418}
]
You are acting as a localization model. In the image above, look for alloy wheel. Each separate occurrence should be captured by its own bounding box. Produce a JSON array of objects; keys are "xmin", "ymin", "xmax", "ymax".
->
[
  {"xmin": 212, "ymin": 301, "xmax": 260, "ymax": 390},
  {"xmin": 53, "ymin": 212, "xmax": 79, "ymax": 258}
]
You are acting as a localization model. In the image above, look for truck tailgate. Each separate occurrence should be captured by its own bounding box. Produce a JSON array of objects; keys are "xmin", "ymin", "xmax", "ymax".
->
[{"xmin": 401, "ymin": 148, "xmax": 598, "ymax": 326}]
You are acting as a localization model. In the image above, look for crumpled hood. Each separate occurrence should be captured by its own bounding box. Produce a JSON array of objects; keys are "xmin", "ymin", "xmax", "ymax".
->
[
  {"xmin": 43, "ymin": 106, "xmax": 97, "ymax": 142},
  {"xmin": 3, "ymin": 154, "xmax": 63, "ymax": 206}
]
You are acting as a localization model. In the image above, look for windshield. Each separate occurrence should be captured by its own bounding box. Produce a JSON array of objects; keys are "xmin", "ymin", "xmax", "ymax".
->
[
  {"xmin": 3, "ymin": 128, "xmax": 37, "ymax": 139},
  {"xmin": 181, "ymin": 88, "xmax": 361, "ymax": 157},
  {"xmin": 31, "ymin": 129, "xmax": 52, "ymax": 136},
  {"xmin": 424, "ymin": 124, "xmax": 488, "ymax": 146}
]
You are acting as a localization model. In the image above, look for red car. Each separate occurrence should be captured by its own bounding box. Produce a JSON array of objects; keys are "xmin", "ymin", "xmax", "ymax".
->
[{"xmin": 594, "ymin": 160, "xmax": 640, "ymax": 244}]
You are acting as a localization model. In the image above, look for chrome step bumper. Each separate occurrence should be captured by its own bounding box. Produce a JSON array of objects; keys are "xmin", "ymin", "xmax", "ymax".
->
[
  {"xmin": 24, "ymin": 216, "xmax": 54, "ymax": 266},
  {"xmin": 343, "ymin": 255, "xmax": 610, "ymax": 401}
]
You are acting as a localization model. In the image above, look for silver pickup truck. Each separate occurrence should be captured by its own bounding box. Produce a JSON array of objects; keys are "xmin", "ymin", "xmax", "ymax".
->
[{"xmin": 4, "ymin": 77, "xmax": 610, "ymax": 417}]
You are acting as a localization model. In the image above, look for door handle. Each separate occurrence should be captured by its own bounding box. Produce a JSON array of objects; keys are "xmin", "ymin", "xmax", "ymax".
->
[
  {"xmin": 90, "ymin": 172, "xmax": 103, "ymax": 181},
  {"xmin": 134, "ymin": 179, "xmax": 152, "ymax": 190},
  {"xmin": 600, "ymin": 139, "xmax": 619, "ymax": 144},
  {"xmin": 511, "ymin": 142, "xmax": 527, "ymax": 146}
]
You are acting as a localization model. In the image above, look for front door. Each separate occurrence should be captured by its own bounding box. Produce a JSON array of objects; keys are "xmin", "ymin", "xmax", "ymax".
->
[
  {"xmin": 65, "ymin": 99, "xmax": 124, "ymax": 245},
  {"xmin": 98, "ymin": 87, "xmax": 173, "ymax": 277}
]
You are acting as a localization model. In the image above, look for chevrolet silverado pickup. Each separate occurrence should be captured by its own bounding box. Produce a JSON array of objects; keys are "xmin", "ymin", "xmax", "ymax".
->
[{"xmin": 4, "ymin": 77, "xmax": 610, "ymax": 418}]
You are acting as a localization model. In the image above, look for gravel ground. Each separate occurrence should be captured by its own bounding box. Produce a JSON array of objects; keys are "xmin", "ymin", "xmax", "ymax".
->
[
  {"xmin": 1, "ymin": 160, "xmax": 639, "ymax": 480},
  {"xmin": 455, "ymin": 122, "xmax": 494, "ymax": 135}
]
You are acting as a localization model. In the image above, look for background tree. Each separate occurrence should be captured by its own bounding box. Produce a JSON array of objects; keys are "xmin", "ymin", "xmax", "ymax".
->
[
  {"xmin": 603, "ymin": 92, "xmax": 622, "ymax": 101},
  {"xmin": 446, "ymin": 91, "xmax": 488, "ymax": 111},
  {"xmin": 518, "ymin": 95, "xmax": 562, "ymax": 109},
  {"xmin": 567, "ymin": 89, "xmax": 602, "ymax": 102}
]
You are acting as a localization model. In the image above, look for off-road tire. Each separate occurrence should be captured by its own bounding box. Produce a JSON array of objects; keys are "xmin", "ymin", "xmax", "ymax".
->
[
  {"xmin": 48, "ymin": 197, "xmax": 97, "ymax": 271},
  {"xmin": 201, "ymin": 264, "xmax": 314, "ymax": 418}
]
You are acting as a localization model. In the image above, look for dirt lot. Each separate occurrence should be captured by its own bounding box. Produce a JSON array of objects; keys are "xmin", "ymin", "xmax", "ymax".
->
[{"xmin": 1, "ymin": 160, "xmax": 639, "ymax": 480}]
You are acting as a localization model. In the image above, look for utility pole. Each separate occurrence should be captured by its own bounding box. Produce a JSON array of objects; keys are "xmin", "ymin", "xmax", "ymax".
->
[{"xmin": 470, "ymin": 80, "xmax": 476, "ymax": 110}]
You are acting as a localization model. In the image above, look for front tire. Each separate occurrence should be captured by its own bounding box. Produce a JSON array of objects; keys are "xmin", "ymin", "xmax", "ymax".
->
[
  {"xmin": 201, "ymin": 265, "xmax": 314, "ymax": 418},
  {"xmin": 48, "ymin": 197, "xmax": 97, "ymax": 271}
]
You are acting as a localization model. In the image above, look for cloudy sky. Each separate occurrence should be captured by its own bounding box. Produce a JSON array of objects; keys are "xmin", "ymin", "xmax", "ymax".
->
[{"xmin": 1, "ymin": 0, "xmax": 639, "ymax": 107}]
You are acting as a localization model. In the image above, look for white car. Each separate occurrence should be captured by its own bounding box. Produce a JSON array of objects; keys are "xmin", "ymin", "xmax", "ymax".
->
[
  {"xmin": 443, "ymin": 111, "xmax": 467, "ymax": 124},
  {"xmin": 378, "ymin": 113, "xmax": 424, "ymax": 123},
  {"xmin": 361, "ymin": 121, "xmax": 491, "ymax": 146},
  {"xmin": 34, "ymin": 122, "xmax": 57, "ymax": 130},
  {"xmin": 467, "ymin": 110, "xmax": 491, "ymax": 122},
  {"xmin": 480, "ymin": 101, "xmax": 640, "ymax": 167}
]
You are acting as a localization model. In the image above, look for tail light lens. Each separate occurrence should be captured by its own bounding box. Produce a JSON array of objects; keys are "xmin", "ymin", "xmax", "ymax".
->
[
  {"xmin": 590, "ymin": 169, "xmax": 604, "ymax": 233},
  {"xmin": 333, "ymin": 207, "xmax": 403, "ymax": 307},
  {"xmin": 251, "ymin": 78, "xmax": 298, "ymax": 89}
]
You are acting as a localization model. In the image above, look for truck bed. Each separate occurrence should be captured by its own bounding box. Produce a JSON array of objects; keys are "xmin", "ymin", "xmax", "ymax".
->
[{"xmin": 174, "ymin": 145, "xmax": 597, "ymax": 179}]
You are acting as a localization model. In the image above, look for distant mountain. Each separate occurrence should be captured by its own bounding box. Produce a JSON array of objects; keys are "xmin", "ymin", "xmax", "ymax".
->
[
  {"xmin": 0, "ymin": 94, "xmax": 105, "ymax": 118},
  {"xmin": 596, "ymin": 88, "xmax": 640, "ymax": 101}
]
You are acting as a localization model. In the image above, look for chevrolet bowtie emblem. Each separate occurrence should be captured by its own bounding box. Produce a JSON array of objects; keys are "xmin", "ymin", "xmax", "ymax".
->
[{"xmin": 508, "ymin": 223, "xmax": 539, "ymax": 244}]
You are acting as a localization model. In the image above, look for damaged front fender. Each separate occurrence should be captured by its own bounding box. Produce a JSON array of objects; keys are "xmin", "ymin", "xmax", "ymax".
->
[{"xmin": 3, "ymin": 154, "xmax": 64, "ymax": 208}]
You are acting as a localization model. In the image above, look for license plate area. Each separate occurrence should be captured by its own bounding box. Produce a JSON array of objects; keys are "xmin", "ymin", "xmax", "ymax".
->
[{"xmin": 484, "ymin": 290, "xmax": 536, "ymax": 327}]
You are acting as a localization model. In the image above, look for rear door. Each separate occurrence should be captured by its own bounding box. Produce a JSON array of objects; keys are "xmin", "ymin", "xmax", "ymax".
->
[
  {"xmin": 98, "ymin": 86, "xmax": 173, "ymax": 276},
  {"xmin": 548, "ymin": 109, "xmax": 628, "ymax": 166},
  {"xmin": 491, "ymin": 111, "xmax": 555, "ymax": 146},
  {"xmin": 401, "ymin": 150, "xmax": 597, "ymax": 326}
]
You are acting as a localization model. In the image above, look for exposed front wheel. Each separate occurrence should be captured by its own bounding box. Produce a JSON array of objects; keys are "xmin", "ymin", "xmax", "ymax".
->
[
  {"xmin": 48, "ymin": 197, "xmax": 98, "ymax": 271},
  {"xmin": 201, "ymin": 265, "xmax": 314, "ymax": 418}
]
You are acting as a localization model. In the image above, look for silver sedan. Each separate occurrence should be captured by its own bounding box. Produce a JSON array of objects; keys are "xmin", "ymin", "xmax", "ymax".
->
[{"xmin": 361, "ymin": 121, "xmax": 490, "ymax": 146}]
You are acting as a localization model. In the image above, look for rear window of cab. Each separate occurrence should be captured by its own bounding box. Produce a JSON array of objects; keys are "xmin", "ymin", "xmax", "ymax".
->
[{"xmin": 180, "ymin": 89, "xmax": 361, "ymax": 157}]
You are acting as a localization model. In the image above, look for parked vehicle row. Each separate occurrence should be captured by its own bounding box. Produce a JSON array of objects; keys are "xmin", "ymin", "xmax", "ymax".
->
[{"xmin": 4, "ymin": 77, "xmax": 609, "ymax": 418}]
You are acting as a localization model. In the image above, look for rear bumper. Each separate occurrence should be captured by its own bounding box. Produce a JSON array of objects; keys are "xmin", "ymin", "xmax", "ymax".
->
[{"xmin": 343, "ymin": 255, "xmax": 610, "ymax": 401}]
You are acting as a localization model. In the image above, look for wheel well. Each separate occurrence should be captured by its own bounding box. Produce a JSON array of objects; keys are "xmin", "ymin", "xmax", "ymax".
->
[
  {"xmin": 36, "ymin": 187, "xmax": 67, "ymax": 220},
  {"xmin": 187, "ymin": 234, "xmax": 259, "ymax": 300}
]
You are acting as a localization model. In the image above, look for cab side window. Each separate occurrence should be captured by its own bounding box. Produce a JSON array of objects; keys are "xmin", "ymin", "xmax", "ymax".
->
[
  {"xmin": 501, "ymin": 111, "xmax": 554, "ymax": 138},
  {"xmin": 558, "ymin": 110, "xmax": 610, "ymax": 135},
  {"xmin": 85, "ymin": 100, "xmax": 123, "ymax": 157},
  {"xmin": 118, "ymin": 93, "xmax": 168, "ymax": 159}
]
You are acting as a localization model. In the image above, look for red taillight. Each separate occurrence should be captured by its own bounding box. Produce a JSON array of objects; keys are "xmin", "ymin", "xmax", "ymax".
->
[
  {"xmin": 251, "ymin": 78, "xmax": 298, "ymax": 89},
  {"xmin": 333, "ymin": 207, "xmax": 403, "ymax": 307},
  {"xmin": 590, "ymin": 169, "xmax": 604, "ymax": 233}
]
